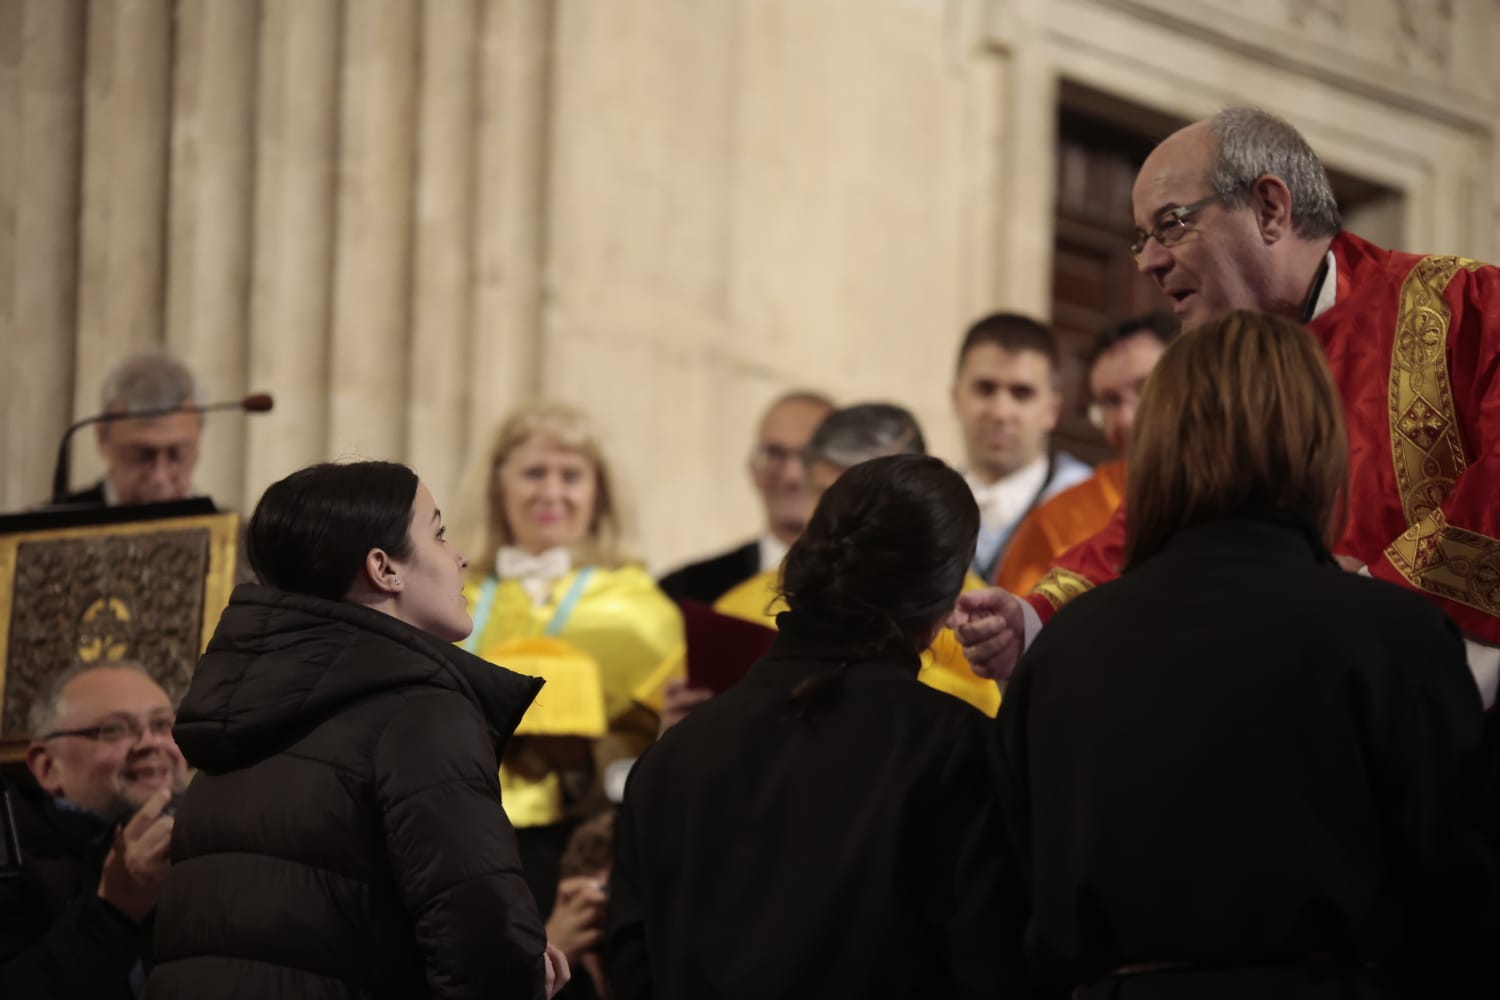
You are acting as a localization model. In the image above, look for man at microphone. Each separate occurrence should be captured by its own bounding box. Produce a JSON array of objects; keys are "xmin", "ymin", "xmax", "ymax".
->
[{"xmin": 55, "ymin": 354, "xmax": 204, "ymax": 508}]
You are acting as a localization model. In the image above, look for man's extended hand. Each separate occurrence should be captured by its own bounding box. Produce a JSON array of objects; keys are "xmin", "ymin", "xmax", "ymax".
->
[
  {"xmin": 657, "ymin": 678, "xmax": 714, "ymax": 737},
  {"xmin": 97, "ymin": 786, "xmax": 173, "ymax": 924},
  {"xmin": 951, "ymin": 588, "xmax": 1026, "ymax": 682},
  {"xmin": 545, "ymin": 876, "xmax": 608, "ymax": 960}
]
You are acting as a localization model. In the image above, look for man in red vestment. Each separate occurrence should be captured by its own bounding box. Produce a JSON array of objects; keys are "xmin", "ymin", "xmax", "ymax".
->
[{"xmin": 956, "ymin": 106, "xmax": 1500, "ymax": 707}]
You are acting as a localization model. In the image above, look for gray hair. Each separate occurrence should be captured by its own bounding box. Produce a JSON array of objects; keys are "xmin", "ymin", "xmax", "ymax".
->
[
  {"xmin": 1206, "ymin": 107, "xmax": 1342, "ymax": 239},
  {"xmin": 27, "ymin": 661, "xmax": 153, "ymax": 738},
  {"xmin": 804, "ymin": 403, "xmax": 927, "ymax": 470},
  {"xmin": 99, "ymin": 353, "xmax": 200, "ymax": 415}
]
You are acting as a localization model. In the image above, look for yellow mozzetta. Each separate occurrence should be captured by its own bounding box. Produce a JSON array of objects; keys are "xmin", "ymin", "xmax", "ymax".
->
[
  {"xmin": 464, "ymin": 566, "xmax": 684, "ymax": 826},
  {"xmin": 637, "ymin": 568, "xmax": 1001, "ymax": 718}
]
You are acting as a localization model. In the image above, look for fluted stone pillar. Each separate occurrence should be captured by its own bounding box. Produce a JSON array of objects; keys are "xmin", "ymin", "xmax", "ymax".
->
[
  {"xmin": 406, "ymin": 0, "xmax": 479, "ymax": 506},
  {"xmin": 166, "ymin": 0, "xmax": 260, "ymax": 508},
  {"xmin": 326, "ymin": 0, "xmax": 418, "ymax": 464},
  {"xmin": 0, "ymin": 0, "xmax": 85, "ymax": 508},
  {"xmin": 70, "ymin": 0, "xmax": 172, "ymax": 490},
  {"xmin": 467, "ymin": 0, "xmax": 552, "ymax": 448},
  {"xmin": 242, "ymin": 0, "xmax": 341, "ymax": 511}
]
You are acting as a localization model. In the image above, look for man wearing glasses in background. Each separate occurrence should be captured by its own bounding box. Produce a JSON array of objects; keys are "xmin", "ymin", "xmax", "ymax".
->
[
  {"xmin": 659, "ymin": 390, "xmax": 834, "ymax": 605},
  {"xmin": 956, "ymin": 105, "xmax": 1500, "ymax": 713},
  {"xmin": 1, "ymin": 662, "xmax": 187, "ymax": 999},
  {"xmin": 55, "ymin": 354, "xmax": 203, "ymax": 508}
]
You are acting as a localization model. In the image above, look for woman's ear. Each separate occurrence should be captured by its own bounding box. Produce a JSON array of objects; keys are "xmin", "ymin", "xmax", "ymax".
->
[{"xmin": 363, "ymin": 547, "xmax": 403, "ymax": 596}]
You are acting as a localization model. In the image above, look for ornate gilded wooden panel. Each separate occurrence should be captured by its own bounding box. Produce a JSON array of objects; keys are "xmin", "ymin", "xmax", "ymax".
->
[{"xmin": 0, "ymin": 513, "xmax": 237, "ymax": 756}]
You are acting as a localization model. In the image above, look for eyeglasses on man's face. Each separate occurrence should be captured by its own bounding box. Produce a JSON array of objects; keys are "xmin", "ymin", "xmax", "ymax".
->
[
  {"xmin": 1129, "ymin": 193, "xmax": 1228, "ymax": 262},
  {"xmin": 42, "ymin": 714, "xmax": 176, "ymax": 745},
  {"xmin": 750, "ymin": 443, "xmax": 806, "ymax": 470}
]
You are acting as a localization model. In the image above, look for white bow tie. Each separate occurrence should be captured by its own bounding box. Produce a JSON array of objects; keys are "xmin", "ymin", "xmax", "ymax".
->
[{"xmin": 496, "ymin": 546, "xmax": 571, "ymax": 606}]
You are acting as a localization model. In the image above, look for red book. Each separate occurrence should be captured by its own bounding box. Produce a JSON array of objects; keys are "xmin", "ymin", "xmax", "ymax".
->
[{"xmin": 679, "ymin": 599, "xmax": 778, "ymax": 695}]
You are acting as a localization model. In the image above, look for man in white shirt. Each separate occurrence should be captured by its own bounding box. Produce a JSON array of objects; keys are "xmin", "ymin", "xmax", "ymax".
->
[{"xmin": 951, "ymin": 312, "xmax": 1091, "ymax": 581}]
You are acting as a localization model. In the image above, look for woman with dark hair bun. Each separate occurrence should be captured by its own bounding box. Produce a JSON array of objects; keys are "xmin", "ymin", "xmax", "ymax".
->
[
  {"xmin": 147, "ymin": 461, "xmax": 570, "ymax": 999},
  {"xmin": 608, "ymin": 454, "xmax": 1020, "ymax": 1000}
]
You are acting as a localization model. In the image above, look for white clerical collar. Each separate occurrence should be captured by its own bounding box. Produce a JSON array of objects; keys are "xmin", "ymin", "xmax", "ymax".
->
[
  {"xmin": 496, "ymin": 545, "xmax": 572, "ymax": 606},
  {"xmin": 1308, "ymin": 249, "xmax": 1338, "ymax": 322},
  {"xmin": 965, "ymin": 455, "xmax": 1049, "ymax": 532},
  {"xmin": 99, "ymin": 479, "xmax": 200, "ymax": 507},
  {"xmin": 758, "ymin": 533, "xmax": 789, "ymax": 572}
]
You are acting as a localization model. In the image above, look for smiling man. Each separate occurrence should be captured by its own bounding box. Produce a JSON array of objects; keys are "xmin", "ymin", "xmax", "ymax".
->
[
  {"xmin": 955, "ymin": 106, "xmax": 1500, "ymax": 712},
  {"xmin": 952, "ymin": 313, "xmax": 1092, "ymax": 581},
  {"xmin": 1, "ymin": 662, "xmax": 188, "ymax": 999}
]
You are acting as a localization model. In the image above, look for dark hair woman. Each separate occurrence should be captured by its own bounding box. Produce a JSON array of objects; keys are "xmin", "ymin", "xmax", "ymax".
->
[
  {"xmin": 146, "ymin": 461, "xmax": 569, "ymax": 999},
  {"xmin": 997, "ymin": 312, "xmax": 1494, "ymax": 998},
  {"xmin": 608, "ymin": 454, "xmax": 1020, "ymax": 1000}
]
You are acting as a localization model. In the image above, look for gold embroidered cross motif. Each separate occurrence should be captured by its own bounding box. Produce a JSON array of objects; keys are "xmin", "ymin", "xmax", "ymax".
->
[
  {"xmin": 1384, "ymin": 253, "xmax": 1500, "ymax": 619},
  {"xmin": 1395, "ymin": 396, "xmax": 1450, "ymax": 451}
]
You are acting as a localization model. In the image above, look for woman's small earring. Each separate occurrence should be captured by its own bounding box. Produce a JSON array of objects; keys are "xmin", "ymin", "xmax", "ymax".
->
[{"xmin": 393, "ymin": 578, "xmax": 402, "ymax": 588}]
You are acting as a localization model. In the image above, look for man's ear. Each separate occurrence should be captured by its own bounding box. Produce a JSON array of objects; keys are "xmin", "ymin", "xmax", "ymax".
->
[
  {"xmin": 1251, "ymin": 174, "xmax": 1294, "ymax": 244},
  {"xmin": 26, "ymin": 743, "xmax": 59, "ymax": 796},
  {"xmin": 363, "ymin": 547, "xmax": 402, "ymax": 596}
]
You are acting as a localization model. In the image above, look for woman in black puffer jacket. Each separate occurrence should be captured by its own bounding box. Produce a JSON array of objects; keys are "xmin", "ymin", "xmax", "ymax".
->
[{"xmin": 146, "ymin": 461, "xmax": 569, "ymax": 1000}]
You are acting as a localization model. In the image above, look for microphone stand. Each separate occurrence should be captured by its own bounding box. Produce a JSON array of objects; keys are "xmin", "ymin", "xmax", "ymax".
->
[{"xmin": 51, "ymin": 396, "xmax": 273, "ymax": 505}]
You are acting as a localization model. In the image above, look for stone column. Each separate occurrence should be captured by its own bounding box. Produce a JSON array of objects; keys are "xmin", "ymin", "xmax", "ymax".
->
[
  {"xmin": 467, "ymin": 0, "xmax": 552, "ymax": 446},
  {"xmin": 71, "ymin": 0, "xmax": 173, "ymax": 489},
  {"xmin": 243, "ymin": 0, "xmax": 341, "ymax": 510},
  {"xmin": 166, "ymin": 0, "xmax": 259, "ymax": 508},
  {"xmin": 326, "ymin": 0, "xmax": 418, "ymax": 463},
  {"xmin": 0, "ymin": 0, "xmax": 85, "ymax": 508},
  {"xmin": 406, "ymin": 0, "xmax": 479, "ymax": 507}
]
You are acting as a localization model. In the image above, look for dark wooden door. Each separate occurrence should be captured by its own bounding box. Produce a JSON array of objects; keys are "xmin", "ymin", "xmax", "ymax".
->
[{"xmin": 1051, "ymin": 108, "xmax": 1168, "ymax": 464}]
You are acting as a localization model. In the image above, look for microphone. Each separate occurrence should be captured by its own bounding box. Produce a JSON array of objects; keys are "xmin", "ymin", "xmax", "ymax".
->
[{"xmin": 51, "ymin": 393, "xmax": 275, "ymax": 504}]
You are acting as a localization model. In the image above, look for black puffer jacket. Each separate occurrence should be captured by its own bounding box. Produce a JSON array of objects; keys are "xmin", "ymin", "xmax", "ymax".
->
[{"xmin": 145, "ymin": 585, "xmax": 548, "ymax": 1000}]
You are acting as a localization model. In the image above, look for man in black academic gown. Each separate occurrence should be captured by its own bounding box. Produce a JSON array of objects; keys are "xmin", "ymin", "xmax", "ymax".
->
[
  {"xmin": 53, "ymin": 354, "xmax": 203, "ymax": 509},
  {"xmin": 658, "ymin": 391, "xmax": 832, "ymax": 604}
]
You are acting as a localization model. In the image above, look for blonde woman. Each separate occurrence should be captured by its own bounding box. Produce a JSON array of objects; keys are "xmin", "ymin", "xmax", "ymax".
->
[{"xmin": 462, "ymin": 403, "xmax": 681, "ymax": 921}]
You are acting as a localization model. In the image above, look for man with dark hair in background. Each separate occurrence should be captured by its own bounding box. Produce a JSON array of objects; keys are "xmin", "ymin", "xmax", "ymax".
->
[{"xmin": 951, "ymin": 312, "xmax": 1092, "ymax": 581}]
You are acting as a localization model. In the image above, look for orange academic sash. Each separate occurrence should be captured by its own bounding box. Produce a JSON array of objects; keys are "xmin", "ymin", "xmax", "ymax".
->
[{"xmin": 995, "ymin": 460, "xmax": 1127, "ymax": 596}]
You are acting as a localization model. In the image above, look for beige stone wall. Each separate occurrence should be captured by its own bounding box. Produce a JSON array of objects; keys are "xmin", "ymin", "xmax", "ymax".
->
[{"xmin": 2, "ymin": 0, "xmax": 1498, "ymax": 572}]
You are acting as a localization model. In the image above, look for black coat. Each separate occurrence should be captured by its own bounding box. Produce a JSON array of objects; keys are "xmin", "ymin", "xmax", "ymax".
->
[
  {"xmin": 998, "ymin": 516, "xmax": 1495, "ymax": 999},
  {"xmin": 146, "ymin": 585, "xmax": 549, "ymax": 1000},
  {"xmin": 608, "ymin": 610, "xmax": 1024, "ymax": 1000},
  {"xmin": 657, "ymin": 539, "xmax": 760, "ymax": 606},
  {"xmin": 0, "ymin": 772, "xmax": 150, "ymax": 1000}
]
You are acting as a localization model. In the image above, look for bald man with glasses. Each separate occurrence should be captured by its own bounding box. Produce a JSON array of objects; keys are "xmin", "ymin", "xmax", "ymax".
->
[
  {"xmin": 2, "ymin": 662, "xmax": 187, "ymax": 999},
  {"xmin": 958, "ymin": 105, "xmax": 1500, "ymax": 715}
]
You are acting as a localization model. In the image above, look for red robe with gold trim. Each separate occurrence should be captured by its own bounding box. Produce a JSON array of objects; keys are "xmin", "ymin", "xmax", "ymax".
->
[{"xmin": 1028, "ymin": 230, "xmax": 1500, "ymax": 645}]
